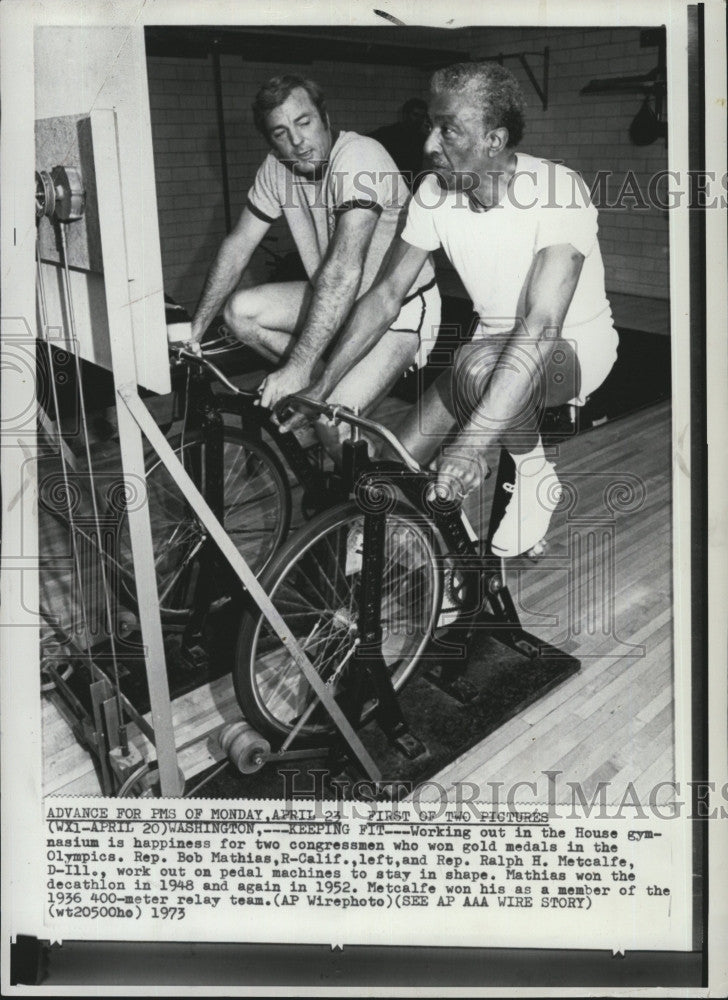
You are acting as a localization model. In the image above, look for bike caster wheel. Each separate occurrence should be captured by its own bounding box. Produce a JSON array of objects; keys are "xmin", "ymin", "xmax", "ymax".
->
[
  {"xmin": 527, "ymin": 538, "xmax": 548, "ymax": 561},
  {"xmin": 219, "ymin": 721, "xmax": 271, "ymax": 774}
]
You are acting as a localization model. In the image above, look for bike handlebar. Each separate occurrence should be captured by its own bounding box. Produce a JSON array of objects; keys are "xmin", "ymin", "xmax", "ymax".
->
[
  {"xmin": 170, "ymin": 347, "xmax": 424, "ymax": 474},
  {"xmin": 172, "ymin": 346, "xmax": 259, "ymax": 401},
  {"xmin": 279, "ymin": 394, "xmax": 424, "ymax": 474}
]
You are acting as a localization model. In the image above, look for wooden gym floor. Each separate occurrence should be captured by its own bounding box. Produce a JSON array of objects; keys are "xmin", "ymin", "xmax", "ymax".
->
[{"xmin": 41, "ymin": 396, "xmax": 674, "ymax": 803}]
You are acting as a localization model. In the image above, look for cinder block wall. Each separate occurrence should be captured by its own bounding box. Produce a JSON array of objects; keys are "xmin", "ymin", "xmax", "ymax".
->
[
  {"xmin": 147, "ymin": 55, "xmax": 229, "ymax": 312},
  {"xmin": 147, "ymin": 25, "xmax": 669, "ymax": 314},
  {"xmin": 147, "ymin": 52, "xmax": 428, "ymax": 312}
]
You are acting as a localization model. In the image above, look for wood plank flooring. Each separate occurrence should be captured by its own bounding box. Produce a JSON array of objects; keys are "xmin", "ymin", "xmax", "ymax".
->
[{"xmin": 424, "ymin": 401, "xmax": 675, "ymax": 805}]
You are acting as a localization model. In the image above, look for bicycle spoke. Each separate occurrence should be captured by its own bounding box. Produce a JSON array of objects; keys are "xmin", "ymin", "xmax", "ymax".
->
[{"xmin": 315, "ymin": 525, "xmax": 356, "ymax": 608}]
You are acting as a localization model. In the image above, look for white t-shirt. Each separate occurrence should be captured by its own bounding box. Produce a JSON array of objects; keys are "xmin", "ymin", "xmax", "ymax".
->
[
  {"xmin": 402, "ymin": 152, "xmax": 613, "ymax": 333},
  {"xmin": 248, "ymin": 130, "xmax": 435, "ymax": 298},
  {"xmin": 401, "ymin": 153, "xmax": 618, "ymax": 400}
]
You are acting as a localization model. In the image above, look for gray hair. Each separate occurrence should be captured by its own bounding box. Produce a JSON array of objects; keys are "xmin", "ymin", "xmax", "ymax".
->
[{"xmin": 430, "ymin": 62, "xmax": 526, "ymax": 147}]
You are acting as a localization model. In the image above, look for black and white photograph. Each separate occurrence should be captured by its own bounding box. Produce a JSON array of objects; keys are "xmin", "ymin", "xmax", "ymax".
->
[
  {"xmin": 2, "ymin": 0, "xmax": 726, "ymax": 992},
  {"xmin": 32, "ymin": 15, "xmax": 681, "ymax": 803}
]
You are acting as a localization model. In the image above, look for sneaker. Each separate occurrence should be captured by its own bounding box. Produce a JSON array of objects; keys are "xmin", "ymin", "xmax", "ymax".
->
[{"xmin": 490, "ymin": 458, "xmax": 562, "ymax": 557}]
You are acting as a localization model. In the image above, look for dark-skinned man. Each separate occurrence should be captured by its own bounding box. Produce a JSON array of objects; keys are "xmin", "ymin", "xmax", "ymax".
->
[{"xmin": 282, "ymin": 63, "xmax": 619, "ymax": 557}]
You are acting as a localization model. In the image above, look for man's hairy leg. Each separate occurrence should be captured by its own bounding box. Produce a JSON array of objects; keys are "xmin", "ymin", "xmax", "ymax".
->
[{"xmin": 223, "ymin": 280, "xmax": 311, "ymax": 364}]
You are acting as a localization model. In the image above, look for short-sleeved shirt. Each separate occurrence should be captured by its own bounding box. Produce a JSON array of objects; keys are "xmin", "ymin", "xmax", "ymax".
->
[
  {"xmin": 247, "ymin": 130, "xmax": 435, "ymax": 298},
  {"xmin": 402, "ymin": 152, "xmax": 614, "ymax": 336}
]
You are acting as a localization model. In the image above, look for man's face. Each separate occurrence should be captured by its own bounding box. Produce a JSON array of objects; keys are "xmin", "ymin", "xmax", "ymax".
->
[
  {"xmin": 265, "ymin": 87, "xmax": 332, "ymax": 176},
  {"xmin": 423, "ymin": 87, "xmax": 491, "ymax": 191}
]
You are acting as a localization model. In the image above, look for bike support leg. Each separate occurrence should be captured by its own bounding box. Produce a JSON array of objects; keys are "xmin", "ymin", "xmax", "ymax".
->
[{"xmin": 354, "ymin": 503, "xmax": 426, "ymax": 760}]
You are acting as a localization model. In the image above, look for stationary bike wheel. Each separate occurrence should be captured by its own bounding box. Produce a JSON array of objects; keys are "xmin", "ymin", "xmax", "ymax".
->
[
  {"xmin": 233, "ymin": 500, "xmax": 442, "ymax": 746},
  {"xmin": 118, "ymin": 428, "xmax": 291, "ymax": 618}
]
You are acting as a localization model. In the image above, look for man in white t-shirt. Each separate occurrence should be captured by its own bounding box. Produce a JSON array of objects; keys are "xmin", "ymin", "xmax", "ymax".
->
[
  {"xmin": 185, "ymin": 74, "xmax": 439, "ymax": 432},
  {"xmin": 283, "ymin": 62, "xmax": 618, "ymax": 556}
]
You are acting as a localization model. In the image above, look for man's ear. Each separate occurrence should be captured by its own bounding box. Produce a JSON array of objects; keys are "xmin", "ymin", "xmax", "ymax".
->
[{"xmin": 486, "ymin": 127, "xmax": 510, "ymax": 156}]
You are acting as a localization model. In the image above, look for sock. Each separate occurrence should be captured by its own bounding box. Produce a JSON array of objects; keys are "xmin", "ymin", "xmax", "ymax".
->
[{"xmin": 508, "ymin": 437, "xmax": 548, "ymax": 477}]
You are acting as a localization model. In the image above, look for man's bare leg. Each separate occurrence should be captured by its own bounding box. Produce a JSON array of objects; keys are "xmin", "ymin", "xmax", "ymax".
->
[
  {"xmin": 458, "ymin": 335, "xmax": 581, "ymax": 556},
  {"xmin": 389, "ymin": 369, "xmax": 458, "ymax": 466},
  {"xmin": 447, "ymin": 336, "xmax": 581, "ymax": 455},
  {"xmin": 223, "ymin": 280, "xmax": 311, "ymax": 363},
  {"xmin": 316, "ymin": 330, "xmax": 420, "ymax": 463}
]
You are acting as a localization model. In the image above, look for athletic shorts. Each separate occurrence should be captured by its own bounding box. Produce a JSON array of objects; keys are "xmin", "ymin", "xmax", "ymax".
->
[
  {"xmin": 474, "ymin": 306, "xmax": 619, "ymax": 406},
  {"xmin": 563, "ymin": 308, "xmax": 620, "ymax": 404},
  {"xmin": 390, "ymin": 277, "xmax": 442, "ymax": 370}
]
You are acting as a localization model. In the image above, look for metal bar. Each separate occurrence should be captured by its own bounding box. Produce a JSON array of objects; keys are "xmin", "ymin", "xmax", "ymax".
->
[
  {"xmin": 117, "ymin": 384, "xmax": 382, "ymax": 783},
  {"xmin": 90, "ymin": 109, "xmax": 183, "ymax": 796},
  {"xmin": 283, "ymin": 394, "xmax": 423, "ymax": 473},
  {"xmin": 57, "ymin": 222, "xmax": 128, "ymax": 750},
  {"xmin": 518, "ymin": 53, "xmax": 547, "ymax": 111},
  {"xmin": 211, "ymin": 43, "xmax": 232, "ymax": 233},
  {"xmin": 281, "ymin": 639, "xmax": 358, "ymax": 752},
  {"xmin": 176, "ymin": 348, "xmax": 257, "ymax": 399},
  {"xmin": 356, "ymin": 505, "xmax": 410, "ymax": 739},
  {"xmin": 36, "ymin": 242, "xmax": 99, "ymax": 672}
]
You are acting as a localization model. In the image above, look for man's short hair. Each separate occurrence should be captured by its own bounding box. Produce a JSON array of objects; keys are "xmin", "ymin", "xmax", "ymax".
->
[
  {"xmin": 430, "ymin": 62, "xmax": 526, "ymax": 147},
  {"xmin": 252, "ymin": 74, "xmax": 329, "ymax": 138}
]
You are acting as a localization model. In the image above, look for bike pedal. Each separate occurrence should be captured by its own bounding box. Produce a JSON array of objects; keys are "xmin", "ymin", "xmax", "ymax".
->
[{"xmin": 391, "ymin": 730, "xmax": 428, "ymax": 760}]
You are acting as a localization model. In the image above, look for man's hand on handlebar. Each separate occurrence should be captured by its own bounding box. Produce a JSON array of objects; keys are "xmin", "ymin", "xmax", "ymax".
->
[
  {"xmin": 257, "ymin": 360, "xmax": 315, "ymax": 418},
  {"xmin": 275, "ymin": 379, "xmax": 329, "ymax": 434}
]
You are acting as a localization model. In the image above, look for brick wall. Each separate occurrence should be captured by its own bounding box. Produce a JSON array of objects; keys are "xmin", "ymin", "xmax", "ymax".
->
[{"xmin": 147, "ymin": 25, "xmax": 669, "ymax": 313}]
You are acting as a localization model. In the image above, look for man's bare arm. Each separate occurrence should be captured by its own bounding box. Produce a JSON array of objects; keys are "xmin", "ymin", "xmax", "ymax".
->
[
  {"xmin": 190, "ymin": 207, "xmax": 272, "ymax": 343},
  {"xmin": 438, "ymin": 243, "xmax": 584, "ymax": 496},
  {"xmin": 258, "ymin": 206, "xmax": 379, "ymax": 409},
  {"xmin": 462, "ymin": 243, "xmax": 584, "ymax": 447},
  {"xmin": 312, "ymin": 239, "xmax": 431, "ymax": 400}
]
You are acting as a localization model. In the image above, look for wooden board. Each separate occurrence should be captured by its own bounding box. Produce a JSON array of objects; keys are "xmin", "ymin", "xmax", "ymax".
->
[{"xmin": 36, "ymin": 116, "xmax": 103, "ymax": 272}]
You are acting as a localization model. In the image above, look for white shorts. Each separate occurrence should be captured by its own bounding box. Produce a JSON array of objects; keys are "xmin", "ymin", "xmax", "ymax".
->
[
  {"xmin": 390, "ymin": 279, "xmax": 442, "ymax": 370},
  {"xmin": 475, "ymin": 307, "xmax": 619, "ymax": 406},
  {"xmin": 562, "ymin": 309, "xmax": 619, "ymax": 404}
]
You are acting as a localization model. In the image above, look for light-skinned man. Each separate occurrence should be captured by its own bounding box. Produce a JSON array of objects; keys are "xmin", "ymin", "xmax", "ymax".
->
[{"xmin": 186, "ymin": 74, "xmax": 439, "ymax": 436}]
